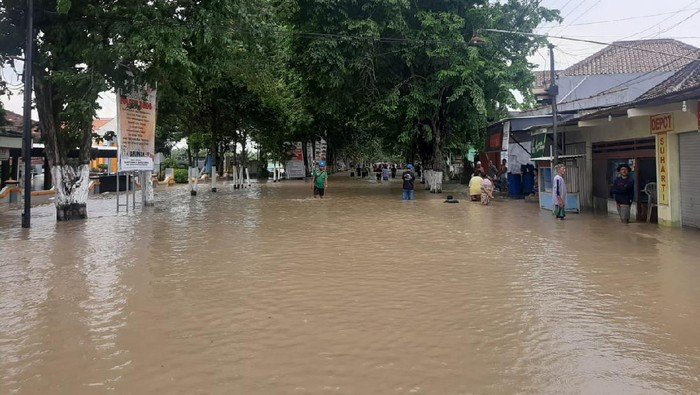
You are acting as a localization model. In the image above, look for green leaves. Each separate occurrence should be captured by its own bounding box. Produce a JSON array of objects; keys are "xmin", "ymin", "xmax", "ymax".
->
[{"xmin": 56, "ymin": 0, "xmax": 72, "ymax": 14}]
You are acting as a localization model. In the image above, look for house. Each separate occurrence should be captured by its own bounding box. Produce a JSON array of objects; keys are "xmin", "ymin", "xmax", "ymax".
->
[
  {"xmin": 489, "ymin": 39, "xmax": 700, "ymax": 228},
  {"xmin": 573, "ymin": 60, "xmax": 700, "ymax": 228},
  {"xmin": 90, "ymin": 117, "xmax": 118, "ymax": 173},
  {"xmin": 1, "ymin": 110, "xmax": 40, "ymax": 188}
]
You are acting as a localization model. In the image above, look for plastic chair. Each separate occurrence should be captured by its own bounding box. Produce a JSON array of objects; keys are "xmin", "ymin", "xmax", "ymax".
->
[{"xmin": 644, "ymin": 182, "xmax": 657, "ymax": 223}]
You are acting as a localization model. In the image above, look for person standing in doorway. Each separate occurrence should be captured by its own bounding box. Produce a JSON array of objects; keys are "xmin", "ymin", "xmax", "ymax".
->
[
  {"xmin": 313, "ymin": 160, "xmax": 328, "ymax": 198},
  {"xmin": 552, "ymin": 163, "xmax": 567, "ymax": 220},
  {"xmin": 498, "ymin": 159, "xmax": 508, "ymax": 192},
  {"xmin": 612, "ymin": 164, "xmax": 635, "ymax": 223},
  {"xmin": 402, "ymin": 164, "xmax": 416, "ymax": 200}
]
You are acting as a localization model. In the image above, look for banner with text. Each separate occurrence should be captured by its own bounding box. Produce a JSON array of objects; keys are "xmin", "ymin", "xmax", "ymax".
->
[
  {"xmin": 286, "ymin": 142, "xmax": 306, "ymax": 178},
  {"xmin": 657, "ymin": 133, "xmax": 668, "ymax": 205},
  {"xmin": 117, "ymin": 87, "xmax": 157, "ymax": 171}
]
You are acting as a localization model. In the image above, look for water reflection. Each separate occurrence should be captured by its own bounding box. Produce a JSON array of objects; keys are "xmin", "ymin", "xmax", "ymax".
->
[{"xmin": 1, "ymin": 177, "xmax": 699, "ymax": 393}]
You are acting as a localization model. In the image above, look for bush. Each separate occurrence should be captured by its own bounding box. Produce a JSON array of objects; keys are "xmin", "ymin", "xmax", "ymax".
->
[{"xmin": 174, "ymin": 169, "xmax": 189, "ymax": 183}]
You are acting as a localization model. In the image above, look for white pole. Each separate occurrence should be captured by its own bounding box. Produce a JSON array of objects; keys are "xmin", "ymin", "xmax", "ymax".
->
[
  {"xmin": 189, "ymin": 167, "xmax": 197, "ymax": 196},
  {"xmin": 246, "ymin": 167, "xmax": 251, "ymax": 187},
  {"xmin": 211, "ymin": 166, "xmax": 217, "ymax": 192}
]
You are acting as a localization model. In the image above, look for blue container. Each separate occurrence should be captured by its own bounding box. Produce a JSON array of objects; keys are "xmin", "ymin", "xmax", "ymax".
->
[
  {"xmin": 522, "ymin": 172, "xmax": 535, "ymax": 195},
  {"xmin": 508, "ymin": 173, "xmax": 523, "ymax": 198}
]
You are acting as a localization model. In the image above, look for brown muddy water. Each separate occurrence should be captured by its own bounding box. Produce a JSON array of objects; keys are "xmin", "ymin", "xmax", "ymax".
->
[{"xmin": 1, "ymin": 176, "xmax": 699, "ymax": 394}]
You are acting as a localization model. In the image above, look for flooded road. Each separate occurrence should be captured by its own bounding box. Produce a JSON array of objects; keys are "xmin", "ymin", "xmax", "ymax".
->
[{"xmin": 1, "ymin": 176, "xmax": 699, "ymax": 394}]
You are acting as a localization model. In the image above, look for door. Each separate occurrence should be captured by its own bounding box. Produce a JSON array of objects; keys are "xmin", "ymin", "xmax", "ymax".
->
[
  {"xmin": 679, "ymin": 132, "xmax": 700, "ymax": 229},
  {"xmin": 637, "ymin": 158, "xmax": 657, "ymax": 222}
]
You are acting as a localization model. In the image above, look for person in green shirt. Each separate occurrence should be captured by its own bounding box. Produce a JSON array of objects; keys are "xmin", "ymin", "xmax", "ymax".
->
[{"xmin": 313, "ymin": 160, "xmax": 328, "ymax": 198}]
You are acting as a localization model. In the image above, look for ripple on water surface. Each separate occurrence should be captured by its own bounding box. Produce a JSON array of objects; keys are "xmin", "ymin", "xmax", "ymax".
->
[{"xmin": 1, "ymin": 178, "xmax": 699, "ymax": 393}]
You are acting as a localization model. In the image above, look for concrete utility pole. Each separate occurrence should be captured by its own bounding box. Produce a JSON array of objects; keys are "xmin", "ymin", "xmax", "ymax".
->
[
  {"xmin": 548, "ymin": 43, "xmax": 559, "ymax": 164},
  {"xmin": 21, "ymin": 0, "xmax": 34, "ymax": 228}
]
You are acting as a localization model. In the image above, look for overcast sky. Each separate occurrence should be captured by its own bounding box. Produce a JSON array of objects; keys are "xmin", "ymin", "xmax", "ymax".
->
[{"xmin": 2, "ymin": 0, "xmax": 699, "ymax": 119}]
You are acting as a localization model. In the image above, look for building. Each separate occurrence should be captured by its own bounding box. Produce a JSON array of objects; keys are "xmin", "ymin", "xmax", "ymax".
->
[
  {"xmin": 574, "ymin": 60, "xmax": 700, "ymax": 228},
  {"xmin": 90, "ymin": 117, "xmax": 118, "ymax": 173},
  {"xmin": 489, "ymin": 39, "xmax": 700, "ymax": 227},
  {"xmin": 1, "ymin": 110, "xmax": 40, "ymax": 188}
]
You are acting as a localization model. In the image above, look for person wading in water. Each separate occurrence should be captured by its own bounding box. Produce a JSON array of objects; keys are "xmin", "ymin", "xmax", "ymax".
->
[
  {"xmin": 313, "ymin": 160, "xmax": 328, "ymax": 198},
  {"xmin": 611, "ymin": 164, "xmax": 634, "ymax": 223},
  {"xmin": 402, "ymin": 164, "xmax": 416, "ymax": 200},
  {"xmin": 552, "ymin": 163, "xmax": 567, "ymax": 220}
]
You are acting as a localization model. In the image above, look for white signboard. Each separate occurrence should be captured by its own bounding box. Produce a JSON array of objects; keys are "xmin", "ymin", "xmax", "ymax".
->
[
  {"xmin": 0, "ymin": 148, "xmax": 9, "ymax": 161},
  {"xmin": 117, "ymin": 87, "xmax": 157, "ymax": 171},
  {"xmin": 286, "ymin": 142, "xmax": 306, "ymax": 179}
]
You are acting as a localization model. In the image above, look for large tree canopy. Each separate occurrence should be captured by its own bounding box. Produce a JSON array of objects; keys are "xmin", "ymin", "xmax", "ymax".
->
[{"xmin": 288, "ymin": 0, "xmax": 558, "ymax": 169}]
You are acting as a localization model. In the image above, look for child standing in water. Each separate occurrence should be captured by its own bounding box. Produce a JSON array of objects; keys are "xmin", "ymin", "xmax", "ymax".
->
[{"xmin": 481, "ymin": 176, "xmax": 494, "ymax": 205}]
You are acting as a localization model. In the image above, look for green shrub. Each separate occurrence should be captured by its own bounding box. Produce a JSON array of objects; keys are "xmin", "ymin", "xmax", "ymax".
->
[{"xmin": 174, "ymin": 169, "xmax": 189, "ymax": 183}]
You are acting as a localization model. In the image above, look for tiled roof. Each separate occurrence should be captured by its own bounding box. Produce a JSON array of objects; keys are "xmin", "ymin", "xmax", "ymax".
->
[
  {"xmin": 2, "ymin": 110, "xmax": 25, "ymax": 130},
  {"xmin": 92, "ymin": 118, "xmax": 113, "ymax": 131},
  {"xmin": 636, "ymin": 60, "xmax": 700, "ymax": 102},
  {"xmin": 564, "ymin": 39, "xmax": 699, "ymax": 76},
  {"xmin": 533, "ymin": 70, "xmax": 562, "ymax": 88}
]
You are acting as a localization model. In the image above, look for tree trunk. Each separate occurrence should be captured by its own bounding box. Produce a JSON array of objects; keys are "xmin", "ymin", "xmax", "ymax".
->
[
  {"xmin": 43, "ymin": 157, "xmax": 52, "ymax": 190},
  {"xmin": 143, "ymin": 170, "xmax": 154, "ymax": 206},
  {"xmin": 34, "ymin": 70, "xmax": 92, "ymax": 221},
  {"xmin": 52, "ymin": 164, "xmax": 89, "ymax": 220},
  {"xmin": 241, "ymin": 130, "xmax": 248, "ymax": 169}
]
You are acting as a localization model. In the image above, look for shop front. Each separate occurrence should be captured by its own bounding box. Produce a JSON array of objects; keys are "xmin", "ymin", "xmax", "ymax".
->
[{"xmin": 591, "ymin": 137, "xmax": 657, "ymax": 222}]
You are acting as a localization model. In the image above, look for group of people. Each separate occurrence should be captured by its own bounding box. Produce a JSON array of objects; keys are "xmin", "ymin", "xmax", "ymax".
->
[
  {"xmin": 551, "ymin": 162, "xmax": 634, "ymax": 223},
  {"xmin": 467, "ymin": 170, "xmax": 496, "ymax": 205},
  {"xmin": 322, "ymin": 159, "xmax": 636, "ymax": 225}
]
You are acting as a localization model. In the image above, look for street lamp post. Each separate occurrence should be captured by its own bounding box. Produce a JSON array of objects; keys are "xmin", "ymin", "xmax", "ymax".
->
[{"xmin": 21, "ymin": 0, "xmax": 34, "ymax": 228}]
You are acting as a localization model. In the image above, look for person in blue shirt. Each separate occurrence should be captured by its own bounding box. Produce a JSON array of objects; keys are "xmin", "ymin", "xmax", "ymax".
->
[{"xmin": 611, "ymin": 164, "xmax": 635, "ymax": 223}]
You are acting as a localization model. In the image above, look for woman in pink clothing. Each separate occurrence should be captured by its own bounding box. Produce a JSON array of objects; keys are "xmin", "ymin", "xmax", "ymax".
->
[{"xmin": 481, "ymin": 176, "xmax": 495, "ymax": 205}]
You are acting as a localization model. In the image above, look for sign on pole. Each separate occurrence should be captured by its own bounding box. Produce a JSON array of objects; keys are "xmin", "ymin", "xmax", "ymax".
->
[
  {"xmin": 117, "ymin": 87, "xmax": 157, "ymax": 171},
  {"xmin": 286, "ymin": 142, "xmax": 306, "ymax": 179}
]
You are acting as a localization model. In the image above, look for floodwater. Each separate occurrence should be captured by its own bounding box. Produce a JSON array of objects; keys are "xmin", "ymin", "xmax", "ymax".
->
[{"xmin": 1, "ymin": 176, "xmax": 699, "ymax": 394}]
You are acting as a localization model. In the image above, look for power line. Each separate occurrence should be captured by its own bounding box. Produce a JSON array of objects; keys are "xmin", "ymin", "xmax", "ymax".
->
[
  {"xmin": 536, "ymin": 7, "xmax": 700, "ymax": 28},
  {"xmin": 618, "ymin": 0, "xmax": 700, "ymax": 41},
  {"xmin": 554, "ymin": 0, "xmax": 603, "ymax": 35},
  {"xmin": 481, "ymin": 29, "xmax": 700, "ymax": 61},
  {"xmin": 646, "ymin": 8, "xmax": 700, "ymax": 38}
]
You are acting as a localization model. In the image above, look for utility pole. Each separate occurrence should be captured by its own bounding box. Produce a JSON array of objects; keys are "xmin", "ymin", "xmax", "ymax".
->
[
  {"xmin": 548, "ymin": 43, "xmax": 559, "ymax": 164},
  {"xmin": 21, "ymin": 0, "xmax": 34, "ymax": 228}
]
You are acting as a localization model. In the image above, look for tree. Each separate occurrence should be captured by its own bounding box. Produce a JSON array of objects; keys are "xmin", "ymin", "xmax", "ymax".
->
[
  {"xmin": 1, "ymin": 0, "xmax": 189, "ymax": 219},
  {"xmin": 288, "ymin": 0, "xmax": 558, "ymax": 172}
]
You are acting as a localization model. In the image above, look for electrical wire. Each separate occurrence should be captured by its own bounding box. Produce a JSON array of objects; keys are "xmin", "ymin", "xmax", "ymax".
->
[
  {"xmin": 617, "ymin": 0, "xmax": 700, "ymax": 41},
  {"xmin": 481, "ymin": 29, "xmax": 700, "ymax": 61},
  {"xmin": 536, "ymin": 7, "xmax": 700, "ymax": 29},
  {"xmin": 645, "ymin": 8, "xmax": 700, "ymax": 39}
]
